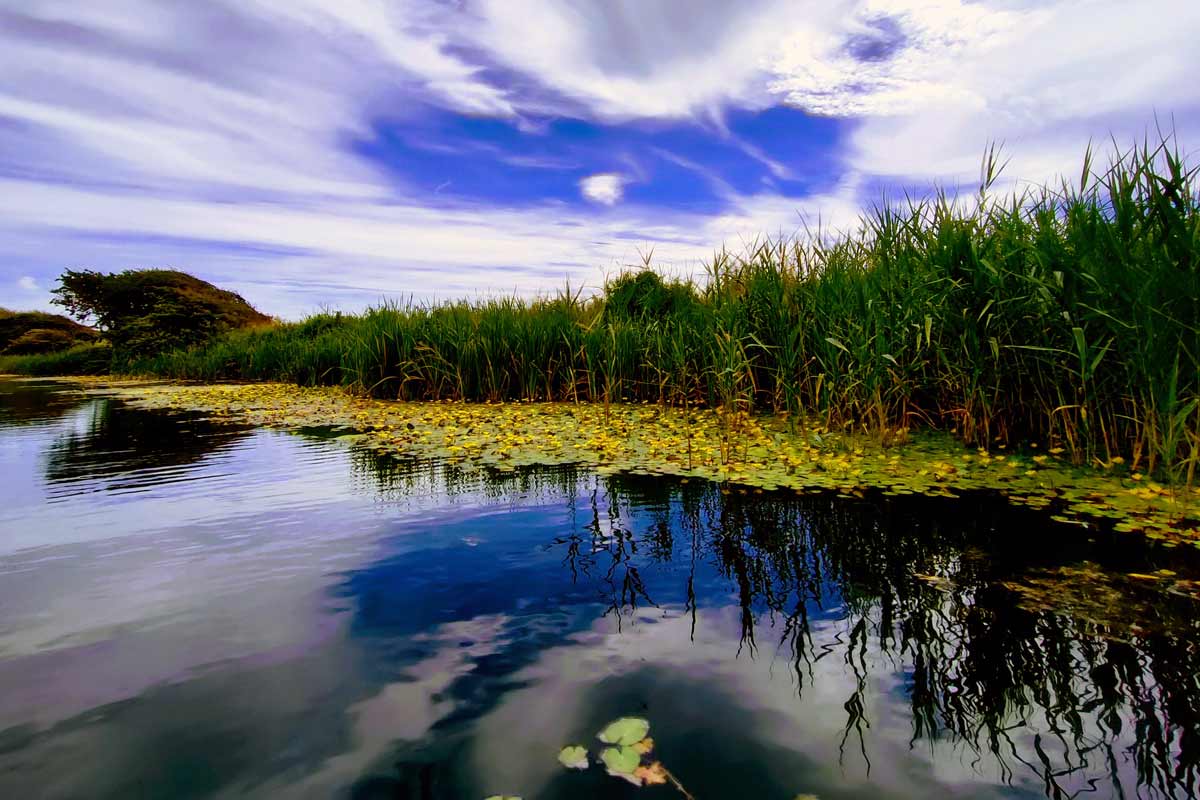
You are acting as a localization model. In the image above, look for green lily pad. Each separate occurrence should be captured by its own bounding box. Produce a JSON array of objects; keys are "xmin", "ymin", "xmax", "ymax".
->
[
  {"xmin": 557, "ymin": 745, "xmax": 588, "ymax": 770},
  {"xmin": 600, "ymin": 745, "xmax": 641, "ymax": 776},
  {"xmin": 597, "ymin": 717, "xmax": 650, "ymax": 746},
  {"xmin": 484, "ymin": 796, "xmax": 522, "ymax": 800}
]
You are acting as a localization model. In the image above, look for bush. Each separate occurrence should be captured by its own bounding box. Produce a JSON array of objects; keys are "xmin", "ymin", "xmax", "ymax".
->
[
  {"xmin": 4, "ymin": 328, "xmax": 82, "ymax": 355},
  {"xmin": 0, "ymin": 309, "xmax": 97, "ymax": 355}
]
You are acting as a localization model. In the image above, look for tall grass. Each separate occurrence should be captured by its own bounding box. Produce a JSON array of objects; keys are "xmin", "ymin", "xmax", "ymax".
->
[{"xmin": 126, "ymin": 137, "xmax": 1199, "ymax": 478}]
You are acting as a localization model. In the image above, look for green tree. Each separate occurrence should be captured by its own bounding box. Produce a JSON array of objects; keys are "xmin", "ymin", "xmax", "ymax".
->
[{"xmin": 52, "ymin": 268, "xmax": 270, "ymax": 358}]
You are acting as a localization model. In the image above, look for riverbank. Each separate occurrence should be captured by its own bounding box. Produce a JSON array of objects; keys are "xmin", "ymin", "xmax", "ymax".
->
[
  {"xmin": 8, "ymin": 137, "xmax": 1198, "ymax": 482},
  {"xmin": 124, "ymin": 141, "xmax": 1200, "ymax": 482},
  {"xmin": 100, "ymin": 380, "xmax": 1199, "ymax": 550}
]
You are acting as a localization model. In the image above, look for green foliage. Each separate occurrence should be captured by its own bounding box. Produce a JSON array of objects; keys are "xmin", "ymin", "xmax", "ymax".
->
[
  {"xmin": 52, "ymin": 268, "xmax": 270, "ymax": 358},
  {"xmin": 603, "ymin": 269, "xmax": 696, "ymax": 322},
  {"xmin": 128, "ymin": 135, "xmax": 1199, "ymax": 479},
  {"xmin": 0, "ymin": 308, "xmax": 97, "ymax": 355},
  {"xmin": 0, "ymin": 342, "xmax": 112, "ymax": 375}
]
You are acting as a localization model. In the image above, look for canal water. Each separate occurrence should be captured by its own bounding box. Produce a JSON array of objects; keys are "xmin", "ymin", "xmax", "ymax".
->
[{"xmin": 0, "ymin": 377, "xmax": 1196, "ymax": 799}]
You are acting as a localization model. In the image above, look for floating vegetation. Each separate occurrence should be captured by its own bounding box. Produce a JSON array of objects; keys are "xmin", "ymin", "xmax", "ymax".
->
[
  {"xmin": 1002, "ymin": 562, "xmax": 1200, "ymax": 638},
  {"xmin": 102, "ymin": 135, "xmax": 1200, "ymax": 488},
  {"xmin": 555, "ymin": 716, "xmax": 816, "ymax": 798},
  {"xmin": 558, "ymin": 717, "xmax": 690, "ymax": 796},
  {"xmin": 556, "ymin": 746, "xmax": 588, "ymax": 770},
  {"xmin": 106, "ymin": 382, "xmax": 1200, "ymax": 548},
  {"xmin": 597, "ymin": 717, "xmax": 651, "ymax": 747}
]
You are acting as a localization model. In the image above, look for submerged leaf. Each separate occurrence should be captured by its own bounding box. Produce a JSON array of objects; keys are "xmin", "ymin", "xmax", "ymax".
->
[
  {"xmin": 598, "ymin": 717, "xmax": 650, "ymax": 746},
  {"xmin": 557, "ymin": 745, "xmax": 589, "ymax": 770}
]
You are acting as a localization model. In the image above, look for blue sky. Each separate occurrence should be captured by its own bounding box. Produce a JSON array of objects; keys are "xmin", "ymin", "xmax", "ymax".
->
[{"xmin": 1, "ymin": 0, "xmax": 1197, "ymax": 318}]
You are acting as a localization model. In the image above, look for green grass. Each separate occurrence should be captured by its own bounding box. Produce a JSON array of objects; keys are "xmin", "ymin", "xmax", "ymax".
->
[
  {"xmin": 0, "ymin": 342, "xmax": 113, "ymax": 376},
  {"xmin": 68, "ymin": 136, "xmax": 1200, "ymax": 480}
]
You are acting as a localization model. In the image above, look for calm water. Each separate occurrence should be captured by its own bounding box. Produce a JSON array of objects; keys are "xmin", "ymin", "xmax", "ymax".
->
[{"xmin": 1, "ymin": 377, "xmax": 1198, "ymax": 799}]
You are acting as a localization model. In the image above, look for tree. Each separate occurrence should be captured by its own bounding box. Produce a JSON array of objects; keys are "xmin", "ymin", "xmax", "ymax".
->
[{"xmin": 52, "ymin": 268, "xmax": 271, "ymax": 357}]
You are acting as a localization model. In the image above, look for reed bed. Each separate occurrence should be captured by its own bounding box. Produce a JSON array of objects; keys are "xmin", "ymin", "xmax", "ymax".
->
[{"xmin": 127, "ymin": 138, "xmax": 1199, "ymax": 479}]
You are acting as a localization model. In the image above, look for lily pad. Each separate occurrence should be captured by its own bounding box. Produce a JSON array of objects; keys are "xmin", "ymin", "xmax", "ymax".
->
[
  {"xmin": 600, "ymin": 745, "xmax": 641, "ymax": 776},
  {"xmin": 557, "ymin": 745, "xmax": 588, "ymax": 770},
  {"xmin": 597, "ymin": 717, "xmax": 650, "ymax": 746}
]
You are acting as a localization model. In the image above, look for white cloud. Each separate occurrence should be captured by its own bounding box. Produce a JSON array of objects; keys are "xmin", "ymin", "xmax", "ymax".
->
[
  {"xmin": 458, "ymin": 0, "xmax": 794, "ymax": 119},
  {"xmin": 776, "ymin": 0, "xmax": 1200, "ymax": 189},
  {"xmin": 17, "ymin": 276, "xmax": 37, "ymax": 291},
  {"xmin": 579, "ymin": 173, "xmax": 627, "ymax": 206},
  {"xmin": 456, "ymin": 0, "xmax": 1199, "ymax": 186}
]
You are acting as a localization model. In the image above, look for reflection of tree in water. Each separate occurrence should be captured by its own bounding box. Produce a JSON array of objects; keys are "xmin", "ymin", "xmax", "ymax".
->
[
  {"xmin": 0, "ymin": 378, "xmax": 89, "ymax": 425},
  {"xmin": 562, "ymin": 476, "xmax": 1200, "ymax": 798},
  {"xmin": 43, "ymin": 399, "xmax": 252, "ymax": 489}
]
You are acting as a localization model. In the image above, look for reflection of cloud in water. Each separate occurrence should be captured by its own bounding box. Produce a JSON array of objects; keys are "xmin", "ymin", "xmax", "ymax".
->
[
  {"xmin": 470, "ymin": 606, "xmax": 1040, "ymax": 800},
  {"xmin": 250, "ymin": 614, "xmax": 515, "ymax": 798}
]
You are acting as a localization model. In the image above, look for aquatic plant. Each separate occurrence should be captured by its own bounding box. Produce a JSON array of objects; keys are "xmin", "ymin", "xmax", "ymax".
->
[{"xmin": 556, "ymin": 717, "xmax": 692, "ymax": 796}]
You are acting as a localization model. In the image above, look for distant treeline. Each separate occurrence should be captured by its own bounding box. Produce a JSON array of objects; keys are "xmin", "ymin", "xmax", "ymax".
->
[{"xmin": 13, "ymin": 137, "xmax": 1200, "ymax": 478}]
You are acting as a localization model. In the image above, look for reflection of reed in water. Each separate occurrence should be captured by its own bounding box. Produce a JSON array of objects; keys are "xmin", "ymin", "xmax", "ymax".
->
[
  {"xmin": 350, "ymin": 447, "xmax": 588, "ymax": 507},
  {"xmin": 354, "ymin": 452, "xmax": 1199, "ymax": 798},
  {"xmin": 624, "ymin": 478, "xmax": 1200, "ymax": 799}
]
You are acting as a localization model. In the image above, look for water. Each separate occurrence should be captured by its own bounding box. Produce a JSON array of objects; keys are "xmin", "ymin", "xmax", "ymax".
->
[{"xmin": 1, "ymin": 377, "xmax": 1198, "ymax": 799}]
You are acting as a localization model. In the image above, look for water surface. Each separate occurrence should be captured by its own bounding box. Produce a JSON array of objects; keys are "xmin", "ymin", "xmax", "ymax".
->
[{"xmin": 1, "ymin": 377, "xmax": 1197, "ymax": 799}]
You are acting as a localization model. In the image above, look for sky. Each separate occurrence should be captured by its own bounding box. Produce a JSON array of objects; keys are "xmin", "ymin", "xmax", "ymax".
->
[{"xmin": 1, "ymin": 0, "xmax": 1197, "ymax": 319}]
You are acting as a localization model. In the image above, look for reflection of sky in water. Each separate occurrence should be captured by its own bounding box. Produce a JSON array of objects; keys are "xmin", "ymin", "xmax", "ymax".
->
[{"xmin": 0, "ymin": 378, "xmax": 1196, "ymax": 799}]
